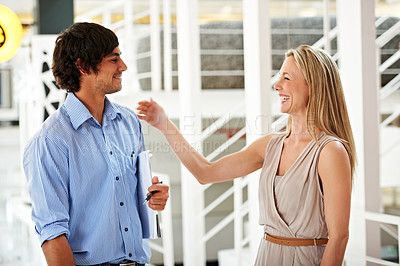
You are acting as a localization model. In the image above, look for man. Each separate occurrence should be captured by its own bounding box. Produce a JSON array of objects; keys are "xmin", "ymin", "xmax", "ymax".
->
[{"xmin": 23, "ymin": 22, "xmax": 169, "ymax": 266}]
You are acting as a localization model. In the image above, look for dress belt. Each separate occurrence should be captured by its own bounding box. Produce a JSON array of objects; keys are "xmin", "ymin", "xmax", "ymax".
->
[
  {"xmin": 80, "ymin": 261, "xmax": 140, "ymax": 266},
  {"xmin": 264, "ymin": 233, "xmax": 328, "ymax": 246}
]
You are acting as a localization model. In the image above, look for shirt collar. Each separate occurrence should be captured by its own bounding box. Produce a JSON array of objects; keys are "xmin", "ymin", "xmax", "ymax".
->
[
  {"xmin": 103, "ymin": 96, "xmax": 123, "ymax": 122},
  {"xmin": 64, "ymin": 92, "xmax": 122, "ymax": 130}
]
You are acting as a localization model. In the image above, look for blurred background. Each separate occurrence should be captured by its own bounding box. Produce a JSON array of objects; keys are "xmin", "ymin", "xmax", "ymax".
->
[{"xmin": 0, "ymin": 0, "xmax": 400, "ymax": 265}]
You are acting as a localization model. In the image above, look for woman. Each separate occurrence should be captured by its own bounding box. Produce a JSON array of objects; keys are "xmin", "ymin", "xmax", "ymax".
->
[{"xmin": 137, "ymin": 45, "xmax": 355, "ymax": 265}]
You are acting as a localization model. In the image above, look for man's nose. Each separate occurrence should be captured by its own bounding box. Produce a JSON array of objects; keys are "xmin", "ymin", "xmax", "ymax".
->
[{"xmin": 120, "ymin": 59, "xmax": 128, "ymax": 71}]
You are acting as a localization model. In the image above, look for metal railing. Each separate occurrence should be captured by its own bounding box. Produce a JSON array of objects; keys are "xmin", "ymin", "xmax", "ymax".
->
[{"xmin": 365, "ymin": 212, "xmax": 400, "ymax": 266}]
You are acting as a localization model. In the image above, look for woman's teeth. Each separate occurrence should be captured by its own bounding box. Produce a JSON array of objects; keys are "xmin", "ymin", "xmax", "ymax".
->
[{"xmin": 280, "ymin": 95, "xmax": 290, "ymax": 101}]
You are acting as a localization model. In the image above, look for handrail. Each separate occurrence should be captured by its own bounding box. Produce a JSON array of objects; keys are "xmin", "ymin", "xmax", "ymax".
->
[
  {"xmin": 376, "ymin": 16, "xmax": 400, "ymax": 113},
  {"xmin": 312, "ymin": 26, "xmax": 339, "ymax": 50},
  {"xmin": 203, "ymin": 212, "xmax": 234, "ymax": 242},
  {"xmin": 376, "ymin": 20, "xmax": 400, "ymax": 48},
  {"xmin": 375, "ymin": 16, "xmax": 390, "ymax": 28},
  {"xmin": 379, "ymin": 50, "xmax": 400, "ymax": 73},
  {"xmin": 133, "ymin": 10, "xmax": 151, "ymax": 22},
  {"xmin": 205, "ymin": 127, "xmax": 247, "ymax": 162},
  {"xmin": 202, "ymin": 186, "xmax": 234, "ymax": 216},
  {"xmin": 364, "ymin": 211, "xmax": 400, "ymax": 266},
  {"xmin": 201, "ymin": 70, "xmax": 245, "ymax": 76},
  {"xmin": 203, "ymin": 200, "xmax": 249, "ymax": 244},
  {"xmin": 380, "ymin": 109, "xmax": 400, "ymax": 128},
  {"xmin": 366, "ymin": 256, "xmax": 400, "ymax": 266},
  {"xmin": 271, "ymin": 114, "xmax": 289, "ymax": 132},
  {"xmin": 380, "ymin": 223, "xmax": 398, "ymax": 241},
  {"xmin": 197, "ymin": 101, "xmax": 245, "ymax": 143},
  {"xmin": 380, "ymin": 73, "xmax": 400, "ymax": 100},
  {"xmin": 365, "ymin": 211, "xmax": 400, "ymax": 228}
]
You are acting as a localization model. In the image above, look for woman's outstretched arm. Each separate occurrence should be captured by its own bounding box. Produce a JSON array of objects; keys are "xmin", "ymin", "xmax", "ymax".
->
[{"xmin": 137, "ymin": 99, "xmax": 271, "ymax": 184}]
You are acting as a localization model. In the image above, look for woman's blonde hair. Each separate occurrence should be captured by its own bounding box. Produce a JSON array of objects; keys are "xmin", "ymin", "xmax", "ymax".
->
[{"xmin": 285, "ymin": 45, "xmax": 356, "ymax": 177}]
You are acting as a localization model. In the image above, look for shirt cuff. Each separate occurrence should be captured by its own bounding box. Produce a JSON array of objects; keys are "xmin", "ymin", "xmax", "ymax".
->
[{"xmin": 38, "ymin": 223, "xmax": 69, "ymax": 246}]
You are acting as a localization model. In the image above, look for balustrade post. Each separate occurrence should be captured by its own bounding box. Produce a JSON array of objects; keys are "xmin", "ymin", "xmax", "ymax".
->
[
  {"xmin": 242, "ymin": 0, "xmax": 272, "ymax": 263},
  {"xmin": 176, "ymin": 0, "xmax": 205, "ymax": 265},
  {"xmin": 163, "ymin": 0, "xmax": 173, "ymax": 92},
  {"xmin": 337, "ymin": 0, "xmax": 381, "ymax": 264},
  {"xmin": 150, "ymin": 0, "xmax": 162, "ymax": 92}
]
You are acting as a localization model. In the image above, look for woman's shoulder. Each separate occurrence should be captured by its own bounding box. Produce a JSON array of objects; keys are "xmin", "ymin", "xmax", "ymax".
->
[
  {"xmin": 320, "ymin": 139, "xmax": 348, "ymax": 157},
  {"xmin": 318, "ymin": 136, "xmax": 351, "ymax": 182},
  {"xmin": 249, "ymin": 132, "xmax": 286, "ymax": 158},
  {"xmin": 318, "ymin": 133, "xmax": 350, "ymax": 168},
  {"xmin": 254, "ymin": 132, "xmax": 286, "ymax": 146},
  {"xmin": 265, "ymin": 131, "xmax": 287, "ymax": 145},
  {"xmin": 319, "ymin": 132, "xmax": 342, "ymax": 144}
]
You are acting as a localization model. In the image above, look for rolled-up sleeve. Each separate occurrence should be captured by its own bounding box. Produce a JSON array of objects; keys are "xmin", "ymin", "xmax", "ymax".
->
[{"xmin": 23, "ymin": 134, "xmax": 70, "ymax": 246}]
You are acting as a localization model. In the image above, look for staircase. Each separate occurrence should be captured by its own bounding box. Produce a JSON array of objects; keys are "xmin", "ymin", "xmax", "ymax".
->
[{"xmin": 12, "ymin": 0, "xmax": 400, "ymax": 265}]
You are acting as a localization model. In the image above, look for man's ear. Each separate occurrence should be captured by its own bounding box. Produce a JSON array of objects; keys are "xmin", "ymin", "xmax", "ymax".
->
[{"xmin": 75, "ymin": 58, "xmax": 87, "ymax": 75}]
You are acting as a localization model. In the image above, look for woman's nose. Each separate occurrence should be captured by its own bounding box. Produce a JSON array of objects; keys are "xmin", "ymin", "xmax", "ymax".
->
[{"xmin": 274, "ymin": 82, "xmax": 280, "ymax": 91}]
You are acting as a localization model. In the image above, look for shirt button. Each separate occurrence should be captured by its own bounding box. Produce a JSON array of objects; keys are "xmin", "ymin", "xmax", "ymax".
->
[
  {"xmin": 128, "ymin": 253, "xmax": 132, "ymax": 257},
  {"xmin": 110, "ymin": 151, "xmax": 113, "ymax": 155},
  {"xmin": 120, "ymin": 202, "xmax": 124, "ymax": 206},
  {"xmin": 125, "ymin": 228, "xmax": 128, "ymax": 232},
  {"xmin": 116, "ymin": 177, "xmax": 119, "ymax": 181}
]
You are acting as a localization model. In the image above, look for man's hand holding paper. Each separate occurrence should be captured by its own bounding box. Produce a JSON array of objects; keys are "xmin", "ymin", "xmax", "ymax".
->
[{"xmin": 137, "ymin": 150, "xmax": 169, "ymax": 238}]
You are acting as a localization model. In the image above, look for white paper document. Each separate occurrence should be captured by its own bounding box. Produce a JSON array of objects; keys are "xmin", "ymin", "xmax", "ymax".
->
[{"xmin": 137, "ymin": 150, "xmax": 160, "ymax": 239}]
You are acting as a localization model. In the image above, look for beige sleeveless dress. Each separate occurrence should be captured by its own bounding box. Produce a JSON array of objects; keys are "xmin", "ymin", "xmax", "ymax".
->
[{"xmin": 255, "ymin": 132, "xmax": 340, "ymax": 266}]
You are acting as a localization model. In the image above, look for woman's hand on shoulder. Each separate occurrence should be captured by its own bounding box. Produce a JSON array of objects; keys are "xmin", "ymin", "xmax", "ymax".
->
[{"xmin": 137, "ymin": 98, "xmax": 168, "ymax": 132}]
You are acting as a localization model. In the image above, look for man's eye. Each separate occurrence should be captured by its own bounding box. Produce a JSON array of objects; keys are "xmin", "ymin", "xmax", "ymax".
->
[{"xmin": 284, "ymin": 77, "xmax": 290, "ymax": 80}]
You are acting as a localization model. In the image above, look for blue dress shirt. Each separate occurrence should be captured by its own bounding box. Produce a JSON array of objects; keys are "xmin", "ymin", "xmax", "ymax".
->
[{"xmin": 23, "ymin": 92, "xmax": 151, "ymax": 265}]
